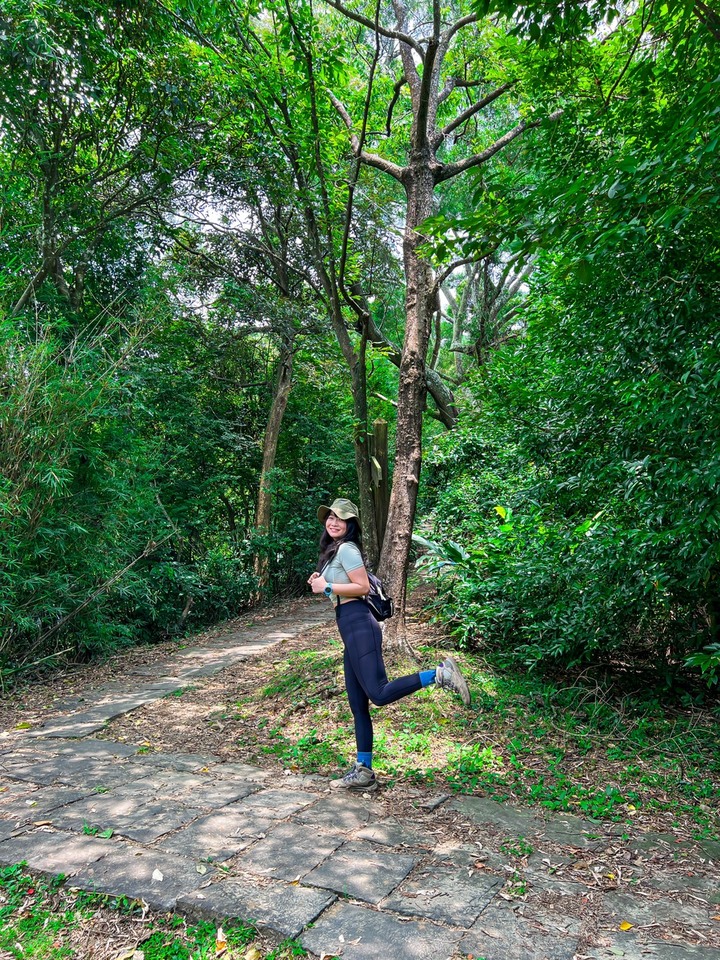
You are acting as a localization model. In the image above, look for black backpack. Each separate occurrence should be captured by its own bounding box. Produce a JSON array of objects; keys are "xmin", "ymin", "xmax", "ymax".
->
[{"xmin": 365, "ymin": 571, "xmax": 395, "ymax": 622}]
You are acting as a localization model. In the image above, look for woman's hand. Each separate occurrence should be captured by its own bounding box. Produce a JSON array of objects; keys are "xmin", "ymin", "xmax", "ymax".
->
[{"xmin": 308, "ymin": 572, "xmax": 328, "ymax": 594}]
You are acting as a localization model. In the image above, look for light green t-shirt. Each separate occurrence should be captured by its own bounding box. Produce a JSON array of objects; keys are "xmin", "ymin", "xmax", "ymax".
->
[{"xmin": 322, "ymin": 542, "xmax": 364, "ymax": 605}]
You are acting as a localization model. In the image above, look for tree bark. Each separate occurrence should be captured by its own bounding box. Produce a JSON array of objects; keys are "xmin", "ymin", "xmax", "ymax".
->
[
  {"xmin": 253, "ymin": 334, "xmax": 295, "ymax": 591},
  {"xmin": 380, "ymin": 160, "xmax": 436, "ymax": 648}
]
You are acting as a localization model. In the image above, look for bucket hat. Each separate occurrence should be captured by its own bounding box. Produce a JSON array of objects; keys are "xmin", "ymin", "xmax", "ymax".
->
[{"xmin": 317, "ymin": 497, "xmax": 361, "ymax": 524}]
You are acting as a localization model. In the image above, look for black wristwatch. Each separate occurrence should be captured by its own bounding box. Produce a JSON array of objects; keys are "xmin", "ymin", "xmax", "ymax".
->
[{"xmin": 324, "ymin": 583, "xmax": 333, "ymax": 596}]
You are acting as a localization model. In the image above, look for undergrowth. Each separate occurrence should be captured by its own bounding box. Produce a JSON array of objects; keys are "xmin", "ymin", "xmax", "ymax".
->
[
  {"xmin": 245, "ymin": 635, "xmax": 720, "ymax": 839},
  {"xmin": 0, "ymin": 863, "xmax": 309, "ymax": 960}
]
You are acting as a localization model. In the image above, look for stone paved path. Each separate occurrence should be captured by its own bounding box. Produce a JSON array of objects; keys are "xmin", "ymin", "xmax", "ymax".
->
[{"xmin": 1, "ymin": 602, "xmax": 719, "ymax": 960}]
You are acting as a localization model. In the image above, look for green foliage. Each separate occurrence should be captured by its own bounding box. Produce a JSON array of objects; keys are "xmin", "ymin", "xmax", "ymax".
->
[{"xmin": 417, "ymin": 3, "xmax": 720, "ymax": 682}]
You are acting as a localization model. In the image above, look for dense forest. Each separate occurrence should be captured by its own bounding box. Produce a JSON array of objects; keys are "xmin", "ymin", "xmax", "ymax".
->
[{"xmin": 1, "ymin": 0, "xmax": 718, "ymax": 689}]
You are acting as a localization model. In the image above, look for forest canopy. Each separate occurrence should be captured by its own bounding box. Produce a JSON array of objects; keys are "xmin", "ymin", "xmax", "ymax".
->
[{"xmin": 1, "ymin": 0, "xmax": 718, "ymax": 688}]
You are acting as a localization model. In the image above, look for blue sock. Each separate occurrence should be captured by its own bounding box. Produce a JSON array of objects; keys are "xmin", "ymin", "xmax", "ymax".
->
[
  {"xmin": 419, "ymin": 669, "xmax": 437, "ymax": 688},
  {"xmin": 357, "ymin": 751, "xmax": 372, "ymax": 769}
]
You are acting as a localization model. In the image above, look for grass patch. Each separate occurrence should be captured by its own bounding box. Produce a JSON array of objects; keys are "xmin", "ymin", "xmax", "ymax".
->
[
  {"xmin": 239, "ymin": 633, "xmax": 720, "ymax": 839},
  {"xmin": 0, "ymin": 863, "xmax": 310, "ymax": 960}
]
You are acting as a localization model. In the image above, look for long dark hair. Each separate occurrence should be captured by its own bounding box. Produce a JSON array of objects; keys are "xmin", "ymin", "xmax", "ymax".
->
[{"xmin": 317, "ymin": 517, "xmax": 366, "ymax": 571}]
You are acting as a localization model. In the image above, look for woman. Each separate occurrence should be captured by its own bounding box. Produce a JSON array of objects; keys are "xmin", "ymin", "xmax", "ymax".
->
[{"xmin": 308, "ymin": 497, "xmax": 471, "ymax": 792}]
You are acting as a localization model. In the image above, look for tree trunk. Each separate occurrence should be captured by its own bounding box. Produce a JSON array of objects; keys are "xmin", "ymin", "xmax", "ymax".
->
[
  {"xmin": 253, "ymin": 335, "xmax": 294, "ymax": 592},
  {"xmin": 380, "ymin": 161, "xmax": 436, "ymax": 652}
]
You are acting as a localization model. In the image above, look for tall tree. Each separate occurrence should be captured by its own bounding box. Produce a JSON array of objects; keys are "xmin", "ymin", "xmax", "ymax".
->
[
  {"xmin": 0, "ymin": 0, "xmax": 211, "ymax": 322},
  {"xmin": 326, "ymin": 0, "xmax": 562, "ymax": 642}
]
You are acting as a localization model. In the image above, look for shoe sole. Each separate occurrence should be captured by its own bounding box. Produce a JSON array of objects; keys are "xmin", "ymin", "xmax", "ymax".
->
[{"xmin": 445, "ymin": 656, "xmax": 471, "ymax": 707}]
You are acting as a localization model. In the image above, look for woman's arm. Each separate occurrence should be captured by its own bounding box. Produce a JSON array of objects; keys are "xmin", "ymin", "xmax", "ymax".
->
[{"xmin": 309, "ymin": 565, "xmax": 370, "ymax": 597}]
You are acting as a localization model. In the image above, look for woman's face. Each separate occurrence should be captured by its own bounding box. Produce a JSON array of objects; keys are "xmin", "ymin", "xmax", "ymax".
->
[{"xmin": 325, "ymin": 511, "xmax": 348, "ymax": 540}]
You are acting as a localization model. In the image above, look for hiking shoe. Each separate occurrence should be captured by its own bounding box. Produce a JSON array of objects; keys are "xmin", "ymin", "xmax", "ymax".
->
[
  {"xmin": 436, "ymin": 656, "xmax": 471, "ymax": 707},
  {"xmin": 330, "ymin": 762, "xmax": 378, "ymax": 792}
]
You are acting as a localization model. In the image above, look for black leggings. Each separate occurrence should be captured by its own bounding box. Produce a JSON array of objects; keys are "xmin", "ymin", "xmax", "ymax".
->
[{"xmin": 336, "ymin": 599, "xmax": 422, "ymax": 754}]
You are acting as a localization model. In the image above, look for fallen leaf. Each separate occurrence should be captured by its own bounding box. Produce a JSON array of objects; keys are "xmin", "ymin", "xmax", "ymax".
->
[
  {"xmin": 15, "ymin": 722, "xmax": 33, "ymax": 730},
  {"xmin": 619, "ymin": 920, "xmax": 633, "ymax": 931},
  {"xmin": 196, "ymin": 864, "xmax": 207, "ymax": 875},
  {"xmin": 151, "ymin": 869, "xmax": 164, "ymax": 882},
  {"xmin": 215, "ymin": 926, "xmax": 227, "ymax": 956},
  {"xmin": 98, "ymin": 828, "xmax": 114, "ymax": 839},
  {"xmin": 112, "ymin": 947, "xmax": 144, "ymax": 960},
  {"xmin": 712, "ymin": 916, "xmax": 720, "ymax": 921},
  {"xmin": 244, "ymin": 949, "xmax": 262, "ymax": 960}
]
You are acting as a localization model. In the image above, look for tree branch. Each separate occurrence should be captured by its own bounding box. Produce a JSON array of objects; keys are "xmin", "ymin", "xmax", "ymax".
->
[
  {"xmin": 436, "ymin": 109, "xmax": 563, "ymax": 182},
  {"xmin": 329, "ymin": 93, "xmax": 405, "ymax": 180},
  {"xmin": 392, "ymin": 0, "xmax": 422, "ymax": 104},
  {"xmin": 444, "ymin": 12, "xmax": 480, "ymax": 44},
  {"xmin": 695, "ymin": 0, "xmax": 720, "ymax": 40},
  {"xmin": 604, "ymin": 0, "xmax": 655, "ymax": 106},
  {"xmin": 323, "ymin": 0, "xmax": 425, "ymax": 59},
  {"xmin": 386, "ymin": 75, "xmax": 407, "ymax": 136},
  {"xmin": 434, "ymin": 82, "xmax": 514, "ymax": 147},
  {"xmin": 437, "ymin": 76, "xmax": 486, "ymax": 106}
]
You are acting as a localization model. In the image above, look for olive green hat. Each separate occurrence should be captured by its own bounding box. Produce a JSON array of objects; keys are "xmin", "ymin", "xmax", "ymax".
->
[{"xmin": 317, "ymin": 497, "xmax": 361, "ymax": 525}]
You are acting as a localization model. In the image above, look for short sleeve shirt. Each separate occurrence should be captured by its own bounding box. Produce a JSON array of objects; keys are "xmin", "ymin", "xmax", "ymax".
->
[{"xmin": 322, "ymin": 542, "xmax": 365, "ymax": 605}]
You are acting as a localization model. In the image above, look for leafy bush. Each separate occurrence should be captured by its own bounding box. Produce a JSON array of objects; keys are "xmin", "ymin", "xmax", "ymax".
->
[{"xmin": 417, "ymin": 18, "xmax": 719, "ymax": 684}]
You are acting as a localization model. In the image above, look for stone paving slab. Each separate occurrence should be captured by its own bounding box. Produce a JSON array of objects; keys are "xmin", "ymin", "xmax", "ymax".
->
[
  {"xmin": 0, "ymin": 821, "xmax": 26, "ymax": 842},
  {"xmin": 381, "ymin": 860, "xmax": 502, "ymax": 926},
  {"xmin": 24, "ymin": 719, "xmax": 109, "ymax": 739},
  {"xmin": 125, "ymin": 751, "xmax": 221, "ymax": 773},
  {"xmin": 301, "ymin": 900, "xmax": 463, "ymax": 960},
  {"xmin": 449, "ymin": 795, "xmax": 545, "ymax": 836},
  {"xmin": 236, "ymin": 822, "xmax": 345, "ymax": 881},
  {"xmin": 0, "ymin": 828, "xmax": 115, "ymax": 876},
  {"xmin": 0, "ymin": 785, "xmax": 93, "ymax": 823},
  {"xmin": 627, "ymin": 832, "xmax": 699, "ymax": 858},
  {"xmin": 51, "ymin": 793, "xmax": 203, "ymax": 843},
  {"xmin": 701, "ymin": 839, "xmax": 720, "ymax": 861},
  {"xmin": 584, "ymin": 943, "xmax": 720, "ymax": 960},
  {"xmin": 540, "ymin": 813, "xmax": 615, "ymax": 849},
  {"xmin": 157, "ymin": 809, "xmax": 274, "ymax": 861},
  {"xmin": 208, "ymin": 761, "xmax": 271, "ymax": 782},
  {"xmin": 354, "ymin": 817, "xmax": 431, "ymax": 850},
  {"xmin": 525, "ymin": 873, "xmax": 594, "ymax": 898},
  {"xmin": 643, "ymin": 871, "xmax": 720, "ymax": 902},
  {"xmin": 303, "ymin": 840, "xmax": 417, "ymax": 904},
  {"xmin": 2, "ymin": 755, "xmax": 142, "ymax": 789},
  {"xmin": 461, "ymin": 899, "xmax": 579, "ymax": 960},
  {"xmin": 107, "ymin": 771, "xmax": 259, "ymax": 808},
  {"xmin": 431, "ymin": 839, "xmax": 497, "ymax": 867},
  {"xmin": 2, "ymin": 738, "xmax": 139, "ymax": 761},
  {"xmin": 72, "ymin": 845, "xmax": 214, "ymax": 912},
  {"xmin": 602, "ymin": 889, "xmax": 715, "ymax": 931},
  {"xmin": 234, "ymin": 787, "xmax": 320, "ymax": 819},
  {"xmin": 293, "ymin": 793, "xmax": 380, "ymax": 831},
  {"xmin": 0, "ymin": 779, "xmax": 39, "ymax": 805},
  {"xmin": 178, "ymin": 877, "xmax": 336, "ymax": 940}
]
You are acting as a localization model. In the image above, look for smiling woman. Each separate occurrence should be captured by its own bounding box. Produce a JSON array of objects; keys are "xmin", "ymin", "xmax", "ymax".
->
[{"xmin": 307, "ymin": 496, "xmax": 471, "ymax": 793}]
